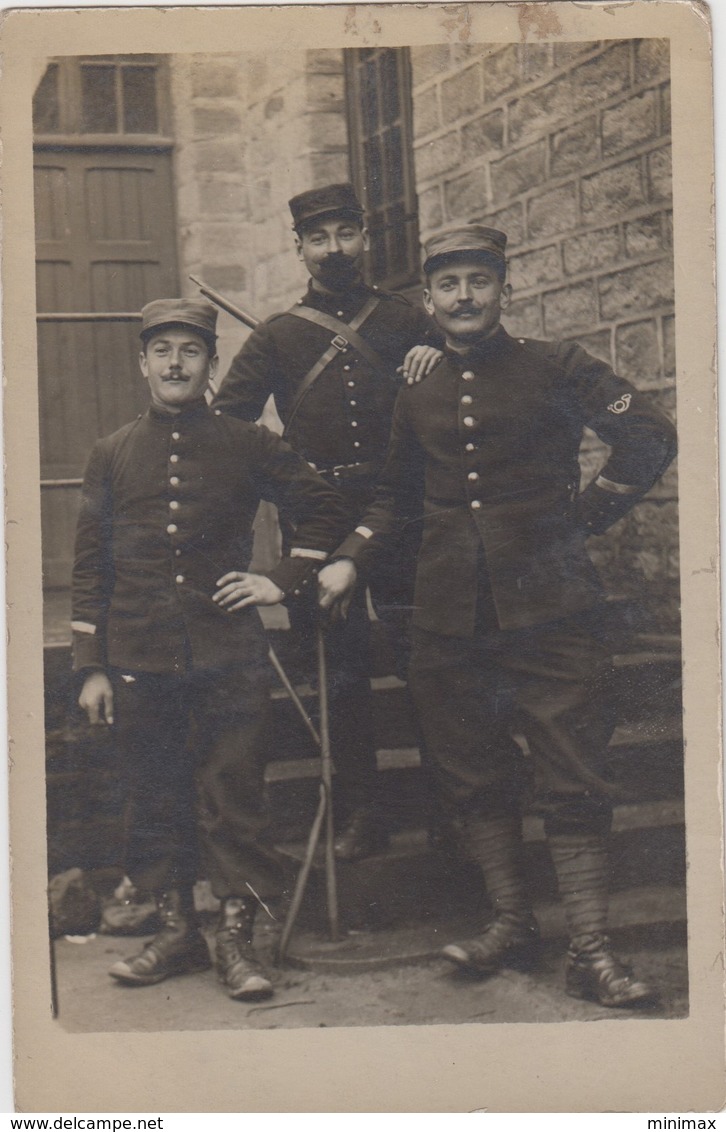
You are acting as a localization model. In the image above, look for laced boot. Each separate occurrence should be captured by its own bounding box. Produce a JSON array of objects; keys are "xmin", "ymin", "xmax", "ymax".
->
[
  {"xmin": 565, "ymin": 934, "xmax": 657, "ymax": 1007},
  {"xmin": 215, "ymin": 897, "xmax": 273, "ymax": 1001},
  {"xmin": 333, "ymin": 806, "xmax": 389, "ymax": 861},
  {"xmin": 442, "ymin": 913, "xmax": 541, "ymax": 975},
  {"xmin": 442, "ymin": 815, "xmax": 540, "ymax": 975},
  {"xmin": 109, "ymin": 888, "xmax": 211, "ymax": 986},
  {"xmin": 548, "ymin": 832, "xmax": 658, "ymax": 1007}
]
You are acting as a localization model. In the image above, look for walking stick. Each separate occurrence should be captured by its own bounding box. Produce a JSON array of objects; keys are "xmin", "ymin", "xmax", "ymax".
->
[
  {"xmin": 316, "ymin": 621, "xmax": 340, "ymax": 942},
  {"xmin": 276, "ymin": 623, "xmax": 340, "ymax": 960},
  {"xmin": 267, "ymin": 645, "xmax": 320, "ymax": 748}
]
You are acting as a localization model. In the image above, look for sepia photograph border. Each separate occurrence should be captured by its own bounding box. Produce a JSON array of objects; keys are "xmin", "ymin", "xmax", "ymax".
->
[{"xmin": 2, "ymin": 0, "xmax": 723, "ymax": 1113}]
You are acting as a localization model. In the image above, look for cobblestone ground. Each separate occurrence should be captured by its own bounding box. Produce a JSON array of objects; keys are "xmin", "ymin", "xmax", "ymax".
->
[{"xmin": 52, "ymin": 919, "xmax": 687, "ymax": 1033}]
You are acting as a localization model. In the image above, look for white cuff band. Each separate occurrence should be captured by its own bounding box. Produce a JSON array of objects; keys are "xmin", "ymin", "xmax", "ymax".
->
[
  {"xmin": 355, "ymin": 526, "xmax": 374, "ymax": 539},
  {"xmin": 71, "ymin": 620, "xmax": 97, "ymax": 635},
  {"xmin": 290, "ymin": 548, "xmax": 329, "ymax": 561},
  {"xmin": 595, "ymin": 475, "xmax": 640, "ymax": 496}
]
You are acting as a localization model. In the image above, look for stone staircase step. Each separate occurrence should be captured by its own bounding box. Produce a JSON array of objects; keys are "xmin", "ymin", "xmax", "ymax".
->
[
  {"xmin": 43, "ymin": 630, "xmax": 685, "ymax": 882},
  {"xmin": 272, "ymin": 808, "xmax": 686, "ymax": 934}
]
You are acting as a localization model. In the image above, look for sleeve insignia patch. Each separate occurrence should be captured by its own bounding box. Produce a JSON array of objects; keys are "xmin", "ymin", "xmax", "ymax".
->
[{"xmin": 607, "ymin": 393, "xmax": 632, "ymax": 415}]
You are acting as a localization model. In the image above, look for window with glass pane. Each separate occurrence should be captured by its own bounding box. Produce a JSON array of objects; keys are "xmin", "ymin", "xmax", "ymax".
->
[
  {"xmin": 344, "ymin": 48, "xmax": 419, "ymax": 291},
  {"xmin": 81, "ymin": 64, "xmax": 118, "ymax": 133},
  {"xmin": 122, "ymin": 65, "xmax": 158, "ymax": 134},
  {"xmin": 33, "ymin": 63, "xmax": 61, "ymax": 134},
  {"xmin": 35, "ymin": 58, "xmax": 163, "ymax": 138}
]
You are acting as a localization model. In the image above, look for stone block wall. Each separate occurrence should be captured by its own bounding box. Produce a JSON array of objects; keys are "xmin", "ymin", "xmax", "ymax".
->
[
  {"xmin": 160, "ymin": 42, "xmax": 677, "ymax": 626},
  {"xmin": 411, "ymin": 39, "xmax": 677, "ymax": 625},
  {"xmin": 169, "ymin": 50, "xmax": 348, "ymax": 382},
  {"xmin": 168, "ymin": 50, "xmax": 348, "ymax": 574}
]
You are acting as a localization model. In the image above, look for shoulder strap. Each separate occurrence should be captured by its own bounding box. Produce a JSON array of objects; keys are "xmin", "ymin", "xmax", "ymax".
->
[{"xmin": 283, "ymin": 296, "xmax": 384, "ymax": 434}]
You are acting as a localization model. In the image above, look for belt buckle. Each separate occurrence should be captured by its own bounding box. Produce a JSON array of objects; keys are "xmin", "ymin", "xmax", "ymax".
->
[{"xmin": 331, "ymin": 334, "xmax": 348, "ymax": 352}]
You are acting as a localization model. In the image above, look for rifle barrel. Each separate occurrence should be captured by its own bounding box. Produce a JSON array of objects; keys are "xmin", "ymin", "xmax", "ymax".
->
[{"xmin": 189, "ymin": 274, "xmax": 260, "ymax": 330}]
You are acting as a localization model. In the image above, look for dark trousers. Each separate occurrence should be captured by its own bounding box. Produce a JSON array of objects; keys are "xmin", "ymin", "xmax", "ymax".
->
[
  {"xmin": 284, "ymin": 474, "xmax": 420, "ymax": 818},
  {"xmin": 112, "ymin": 659, "xmax": 282, "ymax": 901},
  {"xmin": 408, "ymin": 610, "xmax": 622, "ymax": 838}
]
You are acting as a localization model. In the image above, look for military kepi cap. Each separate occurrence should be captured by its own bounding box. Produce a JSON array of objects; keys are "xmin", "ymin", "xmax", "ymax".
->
[
  {"xmin": 423, "ymin": 224, "xmax": 508, "ymax": 273},
  {"xmin": 289, "ymin": 182, "xmax": 364, "ymax": 232},
  {"xmin": 140, "ymin": 298, "xmax": 218, "ymax": 343}
]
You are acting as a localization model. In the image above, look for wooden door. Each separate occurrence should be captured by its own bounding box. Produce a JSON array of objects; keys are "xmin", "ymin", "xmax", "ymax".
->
[{"xmin": 35, "ymin": 61, "xmax": 179, "ymax": 588}]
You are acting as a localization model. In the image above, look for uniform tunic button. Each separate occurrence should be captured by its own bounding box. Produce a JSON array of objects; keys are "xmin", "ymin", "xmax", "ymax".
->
[
  {"xmin": 175, "ymin": 574, "xmax": 185, "ymax": 583},
  {"xmin": 465, "ymin": 443, "xmax": 475, "ymax": 452},
  {"xmin": 175, "ymin": 549, "xmax": 181, "ymax": 557},
  {"xmin": 468, "ymin": 472, "xmax": 479, "ymax": 482},
  {"xmin": 170, "ymin": 500, "xmax": 180, "ymax": 510},
  {"xmin": 463, "ymin": 416, "xmax": 475, "ymax": 427},
  {"xmin": 170, "ymin": 454, "xmax": 179, "ymax": 463},
  {"xmin": 461, "ymin": 395, "xmax": 473, "ymax": 405},
  {"xmin": 350, "ymin": 400, "xmax": 357, "ymax": 407},
  {"xmin": 347, "ymin": 381, "xmax": 355, "ymax": 388},
  {"xmin": 172, "ymin": 432, "xmax": 180, "ymax": 441},
  {"xmin": 351, "ymin": 420, "xmax": 358, "ymax": 427},
  {"xmin": 170, "ymin": 476, "xmax": 180, "ymax": 486},
  {"xmin": 167, "ymin": 524, "xmax": 178, "ymax": 534},
  {"xmin": 214, "ymin": 409, "xmax": 221, "ymax": 416},
  {"xmin": 353, "ymin": 441, "xmax": 361, "ymax": 448},
  {"xmin": 518, "ymin": 338, "xmax": 525, "ymax": 345},
  {"xmin": 462, "ymin": 371, "xmax": 475, "ymax": 382},
  {"xmin": 343, "ymin": 365, "xmax": 351, "ymax": 372},
  {"xmin": 337, "ymin": 311, "xmax": 344, "ymax": 318},
  {"xmin": 470, "ymin": 500, "xmax": 482, "ymax": 511}
]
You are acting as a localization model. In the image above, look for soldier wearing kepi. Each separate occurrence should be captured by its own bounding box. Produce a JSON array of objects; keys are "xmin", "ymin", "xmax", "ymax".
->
[
  {"xmin": 325, "ymin": 225, "xmax": 677, "ymax": 1007},
  {"xmin": 72, "ymin": 298, "xmax": 346, "ymax": 1001},
  {"xmin": 214, "ymin": 182, "xmax": 442, "ymax": 860}
]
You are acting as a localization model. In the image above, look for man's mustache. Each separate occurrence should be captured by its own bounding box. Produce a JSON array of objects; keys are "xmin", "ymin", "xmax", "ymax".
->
[{"xmin": 319, "ymin": 254, "xmax": 357, "ymax": 272}]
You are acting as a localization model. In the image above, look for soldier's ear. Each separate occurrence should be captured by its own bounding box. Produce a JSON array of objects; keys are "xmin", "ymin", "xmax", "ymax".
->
[
  {"xmin": 500, "ymin": 283, "xmax": 513, "ymax": 311},
  {"xmin": 139, "ymin": 349, "xmax": 149, "ymax": 378},
  {"xmin": 361, "ymin": 226, "xmax": 370, "ymax": 252},
  {"xmin": 294, "ymin": 234, "xmax": 304, "ymax": 261},
  {"xmin": 209, "ymin": 354, "xmax": 219, "ymax": 382},
  {"xmin": 423, "ymin": 288, "xmax": 435, "ymax": 318}
]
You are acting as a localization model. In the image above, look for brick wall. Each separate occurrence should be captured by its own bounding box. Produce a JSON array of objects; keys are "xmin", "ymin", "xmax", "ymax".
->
[{"xmin": 410, "ymin": 39, "xmax": 677, "ymax": 625}]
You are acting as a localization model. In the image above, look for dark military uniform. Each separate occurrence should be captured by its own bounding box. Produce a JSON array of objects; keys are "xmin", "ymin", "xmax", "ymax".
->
[
  {"xmin": 331, "ymin": 222, "xmax": 677, "ymax": 1004},
  {"xmin": 72, "ymin": 400, "xmax": 346, "ymax": 899},
  {"xmin": 337, "ymin": 325, "xmax": 677, "ymax": 828},
  {"xmin": 214, "ymin": 278, "xmax": 435, "ymax": 817}
]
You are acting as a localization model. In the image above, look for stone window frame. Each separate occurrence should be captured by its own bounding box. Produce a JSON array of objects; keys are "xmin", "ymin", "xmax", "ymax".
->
[{"xmin": 344, "ymin": 47, "xmax": 421, "ymax": 292}]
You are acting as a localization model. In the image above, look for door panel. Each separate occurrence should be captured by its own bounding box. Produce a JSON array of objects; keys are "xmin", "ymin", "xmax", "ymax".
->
[{"xmin": 35, "ymin": 146, "xmax": 178, "ymax": 587}]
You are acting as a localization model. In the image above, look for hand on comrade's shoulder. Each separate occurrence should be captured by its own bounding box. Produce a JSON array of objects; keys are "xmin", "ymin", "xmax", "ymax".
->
[{"xmin": 398, "ymin": 344, "xmax": 443, "ymax": 385}]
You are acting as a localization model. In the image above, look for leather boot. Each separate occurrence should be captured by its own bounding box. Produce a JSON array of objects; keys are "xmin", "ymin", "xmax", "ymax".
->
[
  {"xmin": 109, "ymin": 888, "xmax": 211, "ymax": 986},
  {"xmin": 215, "ymin": 897, "xmax": 273, "ymax": 1001},
  {"xmin": 565, "ymin": 935, "xmax": 657, "ymax": 1007},
  {"xmin": 442, "ymin": 913, "xmax": 541, "ymax": 975},
  {"xmin": 334, "ymin": 806, "xmax": 389, "ymax": 861}
]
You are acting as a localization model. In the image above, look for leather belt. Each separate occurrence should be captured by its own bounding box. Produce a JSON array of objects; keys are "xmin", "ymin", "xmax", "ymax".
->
[{"xmin": 310, "ymin": 460, "xmax": 378, "ymax": 479}]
